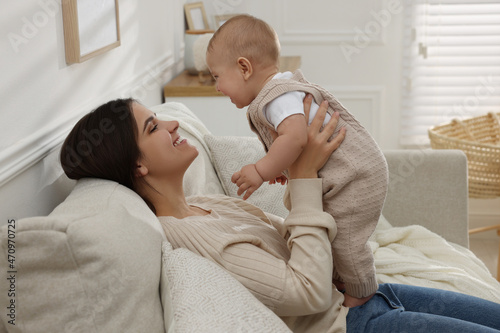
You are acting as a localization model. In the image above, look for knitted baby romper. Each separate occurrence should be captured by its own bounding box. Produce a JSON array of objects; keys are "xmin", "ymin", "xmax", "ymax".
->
[{"xmin": 247, "ymin": 70, "xmax": 388, "ymax": 297}]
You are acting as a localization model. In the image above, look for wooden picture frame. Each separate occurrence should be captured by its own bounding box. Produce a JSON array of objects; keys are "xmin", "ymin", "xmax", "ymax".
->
[
  {"xmin": 214, "ymin": 14, "xmax": 239, "ymax": 28},
  {"xmin": 184, "ymin": 2, "xmax": 209, "ymax": 31},
  {"xmin": 62, "ymin": 0, "xmax": 121, "ymax": 64}
]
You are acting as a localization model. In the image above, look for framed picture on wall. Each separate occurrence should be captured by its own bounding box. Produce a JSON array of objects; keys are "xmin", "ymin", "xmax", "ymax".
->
[
  {"xmin": 184, "ymin": 2, "xmax": 209, "ymax": 30},
  {"xmin": 62, "ymin": 0, "xmax": 121, "ymax": 64}
]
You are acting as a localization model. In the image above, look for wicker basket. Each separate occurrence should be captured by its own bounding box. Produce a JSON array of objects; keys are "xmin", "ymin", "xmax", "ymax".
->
[{"xmin": 428, "ymin": 112, "xmax": 500, "ymax": 198}]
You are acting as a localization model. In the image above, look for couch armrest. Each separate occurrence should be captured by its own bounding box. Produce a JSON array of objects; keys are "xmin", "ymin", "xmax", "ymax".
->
[{"xmin": 382, "ymin": 150, "xmax": 469, "ymax": 248}]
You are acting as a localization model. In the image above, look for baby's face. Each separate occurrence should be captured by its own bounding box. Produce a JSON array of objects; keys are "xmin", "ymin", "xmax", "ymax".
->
[{"xmin": 206, "ymin": 48, "xmax": 254, "ymax": 109}]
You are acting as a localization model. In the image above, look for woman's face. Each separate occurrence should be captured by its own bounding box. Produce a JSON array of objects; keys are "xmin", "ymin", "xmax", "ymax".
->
[{"xmin": 133, "ymin": 103, "xmax": 198, "ymax": 179}]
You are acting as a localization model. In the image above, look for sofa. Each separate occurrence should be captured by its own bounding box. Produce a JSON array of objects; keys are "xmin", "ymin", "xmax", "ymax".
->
[{"xmin": 1, "ymin": 102, "xmax": 499, "ymax": 332}]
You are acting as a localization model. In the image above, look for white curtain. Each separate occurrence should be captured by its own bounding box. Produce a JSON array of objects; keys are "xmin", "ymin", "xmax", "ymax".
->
[{"xmin": 401, "ymin": 0, "xmax": 500, "ymax": 147}]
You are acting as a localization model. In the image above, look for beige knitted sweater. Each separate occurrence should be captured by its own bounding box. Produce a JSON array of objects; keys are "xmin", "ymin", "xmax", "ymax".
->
[
  {"xmin": 159, "ymin": 179, "xmax": 348, "ymax": 333},
  {"xmin": 247, "ymin": 70, "xmax": 388, "ymax": 298}
]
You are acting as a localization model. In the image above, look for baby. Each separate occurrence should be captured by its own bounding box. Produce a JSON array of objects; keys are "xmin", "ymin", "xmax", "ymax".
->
[{"xmin": 206, "ymin": 14, "xmax": 388, "ymax": 300}]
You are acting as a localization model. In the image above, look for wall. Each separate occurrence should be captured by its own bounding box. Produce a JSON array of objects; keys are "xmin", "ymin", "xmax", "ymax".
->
[
  {"xmin": 0, "ymin": 0, "xmax": 187, "ymax": 220},
  {"xmin": 200, "ymin": 0, "xmax": 405, "ymax": 149},
  {"xmin": 273, "ymin": 0, "xmax": 404, "ymax": 150}
]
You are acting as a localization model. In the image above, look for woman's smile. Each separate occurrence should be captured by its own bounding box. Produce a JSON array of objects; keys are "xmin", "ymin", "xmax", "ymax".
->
[{"xmin": 172, "ymin": 135, "xmax": 186, "ymax": 147}]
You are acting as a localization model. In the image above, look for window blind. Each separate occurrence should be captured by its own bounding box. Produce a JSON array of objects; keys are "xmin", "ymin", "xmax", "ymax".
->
[{"xmin": 401, "ymin": 0, "xmax": 500, "ymax": 147}]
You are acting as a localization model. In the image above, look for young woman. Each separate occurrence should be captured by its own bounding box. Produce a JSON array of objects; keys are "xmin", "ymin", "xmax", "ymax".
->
[{"xmin": 60, "ymin": 96, "xmax": 500, "ymax": 332}]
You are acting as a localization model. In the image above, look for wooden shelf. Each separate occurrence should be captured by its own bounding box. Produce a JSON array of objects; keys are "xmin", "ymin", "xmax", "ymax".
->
[
  {"xmin": 164, "ymin": 56, "xmax": 301, "ymax": 98},
  {"xmin": 164, "ymin": 72, "xmax": 223, "ymax": 97}
]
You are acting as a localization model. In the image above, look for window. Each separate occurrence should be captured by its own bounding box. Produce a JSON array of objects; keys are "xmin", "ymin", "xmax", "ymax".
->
[{"xmin": 401, "ymin": 0, "xmax": 500, "ymax": 147}]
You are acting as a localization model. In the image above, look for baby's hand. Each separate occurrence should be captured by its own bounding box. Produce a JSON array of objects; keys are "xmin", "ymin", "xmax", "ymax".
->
[
  {"xmin": 343, "ymin": 293, "xmax": 375, "ymax": 308},
  {"xmin": 231, "ymin": 164, "xmax": 264, "ymax": 200}
]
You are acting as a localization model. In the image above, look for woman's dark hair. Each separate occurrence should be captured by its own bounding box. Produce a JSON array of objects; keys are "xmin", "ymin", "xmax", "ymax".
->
[{"xmin": 60, "ymin": 98, "xmax": 143, "ymax": 193}]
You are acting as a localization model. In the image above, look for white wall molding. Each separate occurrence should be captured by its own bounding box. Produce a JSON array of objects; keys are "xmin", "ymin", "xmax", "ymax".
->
[
  {"xmin": 325, "ymin": 86, "xmax": 385, "ymax": 143},
  {"xmin": 276, "ymin": 0, "xmax": 387, "ymax": 45},
  {"xmin": 0, "ymin": 52, "xmax": 175, "ymax": 188}
]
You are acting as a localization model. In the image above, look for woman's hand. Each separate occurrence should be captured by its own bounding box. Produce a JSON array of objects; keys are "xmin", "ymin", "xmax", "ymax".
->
[
  {"xmin": 288, "ymin": 95, "xmax": 346, "ymax": 179},
  {"xmin": 269, "ymin": 175, "xmax": 288, "ymax": 185}
]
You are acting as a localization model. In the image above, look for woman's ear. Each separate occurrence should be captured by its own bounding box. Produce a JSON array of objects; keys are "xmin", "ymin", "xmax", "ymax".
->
[
  {"xmin": 135, "ymin": 162, "xmax": 148, "ymax": 178},
  {"xmin": 237, "ymin": 57, "xmax": 253, "ymax": 80}
]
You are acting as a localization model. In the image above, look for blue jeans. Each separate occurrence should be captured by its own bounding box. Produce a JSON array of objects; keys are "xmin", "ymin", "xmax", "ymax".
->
[{"xmin": 346, "ymin": 284, "xmax": 500, "ymax": 332}]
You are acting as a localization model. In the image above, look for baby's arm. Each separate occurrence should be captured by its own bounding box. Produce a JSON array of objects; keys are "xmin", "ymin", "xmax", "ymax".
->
[
  {"xmin": 232, "ymin": 114, "xmax": 307, "ymax": 200},
  {"xmin": 256, "ymin": 114, "xmax": 307, "ymax": 180}
]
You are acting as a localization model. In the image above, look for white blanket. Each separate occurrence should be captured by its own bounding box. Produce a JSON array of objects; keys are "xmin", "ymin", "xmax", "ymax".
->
[{"xmin": 371, "ymin": 216, "xmax": 500, "ymax": 303}]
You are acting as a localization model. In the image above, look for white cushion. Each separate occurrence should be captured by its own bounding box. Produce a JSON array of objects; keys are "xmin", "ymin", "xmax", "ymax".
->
[
  {"xmin": 161, "ymin": 242, "xmax": 291, "ymax": 332},
  {"xmin": 0, "ymin": 179, "xmax": 166, "ymax": 332},
  {"xmin": 204, "ymin": 134, "xmax": 289, "ymax": 218}
]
